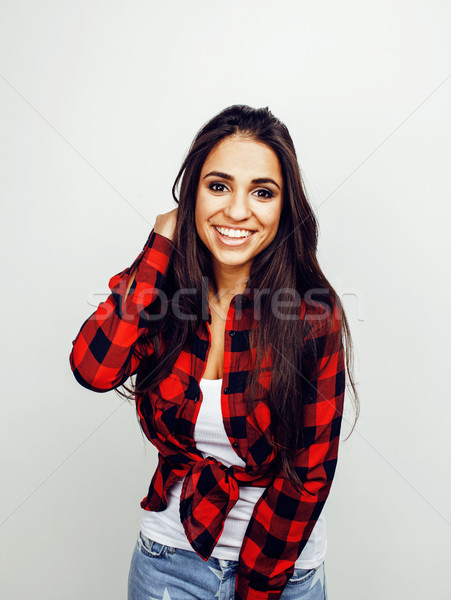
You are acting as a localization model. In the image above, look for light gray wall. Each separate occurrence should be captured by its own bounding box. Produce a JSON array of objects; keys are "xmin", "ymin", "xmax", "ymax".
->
[{"xmin": 1, "ymin": 1, "xmax": 450, "ymax": 598}]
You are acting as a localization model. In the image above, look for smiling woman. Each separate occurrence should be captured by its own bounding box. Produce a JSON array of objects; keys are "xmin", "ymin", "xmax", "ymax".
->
[
  {"xmin": 69, "ymin": 104, "xmax": 359, "ymax": 600},
  {"xmin": 195, "ymin": 136, "xmax": 284, "ymax": 277}
]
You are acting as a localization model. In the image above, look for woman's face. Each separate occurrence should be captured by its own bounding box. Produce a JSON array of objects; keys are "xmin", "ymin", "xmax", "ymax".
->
[{"xmin": 195, "ymin": 135, "xmax": 284, "ymax": 278}]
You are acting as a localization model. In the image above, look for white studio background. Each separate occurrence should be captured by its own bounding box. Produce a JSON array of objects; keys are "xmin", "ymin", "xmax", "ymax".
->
[{"xmin": 1, "ymin": 1, "xmax": 450, "ymax": 598}]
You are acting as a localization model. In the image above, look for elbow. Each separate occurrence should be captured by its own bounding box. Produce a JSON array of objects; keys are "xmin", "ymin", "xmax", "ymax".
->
[
  {"xmin": 70, "ymin": 365, "xmax": 112, "ymax": 393},
  {"xmin": 69, "ymin": 348, "xmax": 124, "ymax": 393},
  {"xmin": 295, "ymin": 459, "xmax": 337, "ymax": 497}
]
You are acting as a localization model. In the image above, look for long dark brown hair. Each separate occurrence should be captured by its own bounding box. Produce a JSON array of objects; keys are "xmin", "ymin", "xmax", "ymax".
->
[{"xmin": 119, "ymin": 104, "xmax": 359, "ymax": 487}]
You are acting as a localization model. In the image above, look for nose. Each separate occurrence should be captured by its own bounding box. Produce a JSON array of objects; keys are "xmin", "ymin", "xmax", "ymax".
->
[{"xmin": 223, "ymin": 190, "xmax": 252, "ymax": 222}]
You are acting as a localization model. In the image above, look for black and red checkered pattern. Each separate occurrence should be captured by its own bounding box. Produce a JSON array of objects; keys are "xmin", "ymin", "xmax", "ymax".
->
[{"xmin": 69, "ymin": 229, "xmax": 346, "ymax": 600}]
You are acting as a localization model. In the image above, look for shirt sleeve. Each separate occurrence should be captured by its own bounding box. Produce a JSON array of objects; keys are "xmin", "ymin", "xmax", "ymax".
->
[
  {"xmin": 235, "ymin": 299, "xmax": 346, "ymax": 600},
  {"xmin": 69, "ymin": 229, "xmax": 174, "ymax": 392}
]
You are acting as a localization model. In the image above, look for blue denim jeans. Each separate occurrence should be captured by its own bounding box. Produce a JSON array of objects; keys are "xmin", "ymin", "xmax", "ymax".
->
[{"xmin": 128, "ymin": 532, "xmax": 327, "ymax": 600}]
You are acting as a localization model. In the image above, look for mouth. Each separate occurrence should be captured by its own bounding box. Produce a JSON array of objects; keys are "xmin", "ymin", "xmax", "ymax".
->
[{"xmin": 211, "ymin": 224, "xmax": 257, "ymax": 246}]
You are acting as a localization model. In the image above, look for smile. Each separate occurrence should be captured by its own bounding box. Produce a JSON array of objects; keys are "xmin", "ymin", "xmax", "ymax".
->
[
  {"xmin": 212, "ymin": 225, "xmax": 257, "ymax": 247},
  {"xmin": 214, "ymin": 226, "xmax": 255, "ymax": 238}
]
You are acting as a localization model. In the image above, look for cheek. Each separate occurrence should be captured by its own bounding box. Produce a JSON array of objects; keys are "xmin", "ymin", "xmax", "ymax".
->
[
  {"xmin": 195, "ymin": 191, "xmax": 208, "ymax": 220},
  {"xmin": 194, "ymin": 196, "xmax": 203, "ymax": 225},
  {"xmin": 194, "ymin": 213, "xmax": 203, "ymax": 241},
  {"xmin": 270, "ymin": 201, "xmax": 283, "ymax": 231},
  {"xmin": 194, "ymin": 196, "xmax": 210, "ymax": 241},
  {"xmin": 262, "ymin": 206, "xmax": 282, "ymax": 233}
]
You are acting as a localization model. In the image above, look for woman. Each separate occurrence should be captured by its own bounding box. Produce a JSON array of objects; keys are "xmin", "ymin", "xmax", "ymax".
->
[{"xmin": 69, "ymin": 105, "xmax": 359, "ymax": 600}]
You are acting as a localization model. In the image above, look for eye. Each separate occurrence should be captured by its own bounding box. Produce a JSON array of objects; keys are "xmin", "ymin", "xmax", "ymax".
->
[
  {"xmin": 209, "ymin": 182, "xmax": 229, "ymax": 193},
  {"xmin": 254, "ymin": 188, "xmax": 274, "ymax": 199}
]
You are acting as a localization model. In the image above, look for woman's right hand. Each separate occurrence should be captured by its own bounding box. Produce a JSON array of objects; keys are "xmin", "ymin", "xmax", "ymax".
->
[{"xmin": 154, "ymin": 207, "xmax": 178, "ymax": 242}]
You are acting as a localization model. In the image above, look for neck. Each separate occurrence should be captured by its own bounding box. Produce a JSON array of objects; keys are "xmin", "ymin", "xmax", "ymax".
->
[{"xmin": 209, "ymin": 263, "xmax": 251, "ymax": 307}]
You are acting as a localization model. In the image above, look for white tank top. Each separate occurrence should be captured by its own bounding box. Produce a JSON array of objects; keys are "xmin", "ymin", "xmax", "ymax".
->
[{"xmin": 141, "ymin": 377, "xmax": 327, "ymax": 568}]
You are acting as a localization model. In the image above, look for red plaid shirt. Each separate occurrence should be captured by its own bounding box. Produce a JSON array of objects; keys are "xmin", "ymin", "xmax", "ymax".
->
[{"xmin": 69, "ymin": 229, "xmax": 345, "ymax": 600}]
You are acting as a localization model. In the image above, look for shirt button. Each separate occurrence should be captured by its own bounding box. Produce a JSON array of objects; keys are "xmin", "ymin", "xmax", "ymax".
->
[
  {"xmin": 194, "ymin": 395, "xmax": 200, "ymax": 403},
  {"xmin": 232, "ymin": 442, "xmax": 239, "ymax": 449},
  {"xmin": 229, "ymin": 330, "xmax": 236, "ymax": 336},
  {"xmin": 223, "ymin": 387, "xmax": 229, "ymax": 394}
]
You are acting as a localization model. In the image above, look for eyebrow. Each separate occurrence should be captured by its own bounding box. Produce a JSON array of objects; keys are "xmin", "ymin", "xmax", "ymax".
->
[{"xmin": 202, "ymin": 170, "xmax": 281, "ymax": 190}]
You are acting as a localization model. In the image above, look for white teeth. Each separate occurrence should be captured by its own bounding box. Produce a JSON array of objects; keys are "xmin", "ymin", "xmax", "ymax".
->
[{"xmin": 214, "ymin": 226, "xmax": 254, "ymax": 238}]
